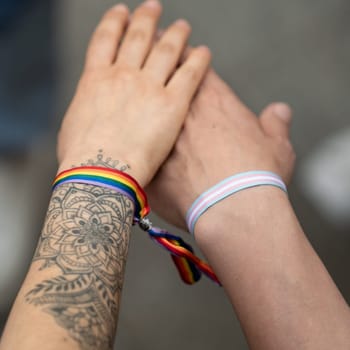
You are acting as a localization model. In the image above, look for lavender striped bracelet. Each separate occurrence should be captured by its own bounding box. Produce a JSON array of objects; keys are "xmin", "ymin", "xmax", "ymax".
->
[{"xmin": 186, "ymin": 171, "xmax": 287, "ymax": 235}]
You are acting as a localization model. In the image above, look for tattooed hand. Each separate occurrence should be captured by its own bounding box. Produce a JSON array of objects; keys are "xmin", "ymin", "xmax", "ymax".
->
[{"xmin": 57, "ymin": 0, "xmax": 211, "ymax": 187}]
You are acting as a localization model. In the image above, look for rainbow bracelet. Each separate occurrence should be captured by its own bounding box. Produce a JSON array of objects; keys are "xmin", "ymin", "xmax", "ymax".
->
[
  {"xmin": 186, "ymin": 171, "xmax": 287, "ymax": 235},
  {"xmin": 53, "ymin": 166, "xmax": 220, "ymax": 286}
]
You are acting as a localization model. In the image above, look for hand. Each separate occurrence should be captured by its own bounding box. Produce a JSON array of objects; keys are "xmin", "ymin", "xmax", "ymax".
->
[
  {"xmin": 57, "ymin": 0, "xmax": 211, "ymax": 187},
  {"xmin": 146, "ymin": 70, "xmax": 296, "ymax": 229}
]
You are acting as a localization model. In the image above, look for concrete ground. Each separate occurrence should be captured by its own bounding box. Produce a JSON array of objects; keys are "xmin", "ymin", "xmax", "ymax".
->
[{"xmin": 0, "ymin": 0, "xmax": 349, "ymax": 349}]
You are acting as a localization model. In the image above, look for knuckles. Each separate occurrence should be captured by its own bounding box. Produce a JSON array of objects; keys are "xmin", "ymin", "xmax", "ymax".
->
[
  {"xmin": 95, "ymin": 27, "xmax": 117, "ymax": 43},
  {"xmin": 182, "ymin": 65, "xmax": 201, "ymax": 83},
  {"xmin": 156, "ymin": 41, "xmax": 177, "ymax": 55},
  {"xmin": 127, "ymin": 28, "xmax": 148, "ymax": 42},
  {"xmin": 80, "ymin": 68, "xmax": 137, "ymax": 92}
]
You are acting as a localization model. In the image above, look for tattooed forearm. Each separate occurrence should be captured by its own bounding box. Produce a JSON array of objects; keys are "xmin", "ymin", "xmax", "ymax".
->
[{"xmin": 25, "ymin": 154, "xmax": 134, "ymax": 350}]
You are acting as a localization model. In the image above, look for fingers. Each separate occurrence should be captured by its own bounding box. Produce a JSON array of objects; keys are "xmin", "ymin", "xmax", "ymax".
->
[
  {"xmin": 117, "ymin": 0, "xmax": 162, "ymax": 68},
  {"xmin": 143, "ymin": 19, "xmax": 191, "ymax": 84},
  {"xmin": 85, "ymin": 4, "xmax": 129, "ymax": 70},
  {"xmin": 259, "ymin": 103, "xmax": 293, "ymax": 139},
  {"xmin": 167, "ymin": 46, "xmax": 212, "ymax": 103}
]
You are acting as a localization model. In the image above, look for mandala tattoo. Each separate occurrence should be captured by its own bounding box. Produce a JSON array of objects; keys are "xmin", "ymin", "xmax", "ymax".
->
[
  {"xmin": 26, "ymin": 153, "xmax": 133, "ymax": 350},
  {"xmin": 77, "ymin": 149, "xmax": 130, "ymax": 172}
]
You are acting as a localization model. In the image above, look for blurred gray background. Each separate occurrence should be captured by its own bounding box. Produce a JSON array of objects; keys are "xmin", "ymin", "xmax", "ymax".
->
[{"xmin": 0, "ymin": 0, "xmax": 349, "ymax": 349}]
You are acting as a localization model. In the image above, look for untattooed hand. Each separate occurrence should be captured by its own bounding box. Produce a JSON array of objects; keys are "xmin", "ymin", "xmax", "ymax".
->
[
  {"xmin": 57, "ymin": 0, "xmax": 211, "ymax": 186},
  {"xmin": 147, "ymin": 70, "xmax": 296, "ymax": 229}
]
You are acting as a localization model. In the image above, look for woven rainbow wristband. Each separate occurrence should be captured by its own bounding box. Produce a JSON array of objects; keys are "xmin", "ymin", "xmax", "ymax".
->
[
  {"xmin": 186, "ymin": 171, "xmax": 287, "ymax": 235},
  {"xmin": 52, "ymin": 166, "xmax": 220, "ymax": 286},
  {"xmin": 53, "ymin": 166, "xmax": 150, "ymax": 219}
]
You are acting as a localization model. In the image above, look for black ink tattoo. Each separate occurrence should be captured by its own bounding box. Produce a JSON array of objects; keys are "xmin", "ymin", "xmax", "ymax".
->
[
  {"xmin": 26, "ymin": 153, "xmax": 133, "ymax": 350},
  {"xmin": 77, "ymin": 149, "xmax": 130, "ymax": 172}
]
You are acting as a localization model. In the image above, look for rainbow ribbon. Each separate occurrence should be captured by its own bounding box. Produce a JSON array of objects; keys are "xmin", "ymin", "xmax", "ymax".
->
[{"xmin": 53, "ymin": 166, "xmax": 220, "ymax": 285}]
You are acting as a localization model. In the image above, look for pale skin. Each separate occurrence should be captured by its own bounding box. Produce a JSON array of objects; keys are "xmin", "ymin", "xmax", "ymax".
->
[
  {"xmin": 1, "ymin": 1, "xmax": 349, "ymax": 349},
  {"xmin": 0, "ymin": 1, "xmax": 211, "ymax": 349},
  {"xmin": 147, "ymin": 70, "xmax": 350, "ymax": 349}
]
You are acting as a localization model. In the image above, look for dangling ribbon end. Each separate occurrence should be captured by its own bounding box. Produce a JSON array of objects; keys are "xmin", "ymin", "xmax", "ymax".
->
[
  {"xmin": 171, "ymin": 254, "xmax": 201, "ymax": 285},
  {"xmin": 138, "ymin": 217, "xmax": 220, "ymax": 286}
]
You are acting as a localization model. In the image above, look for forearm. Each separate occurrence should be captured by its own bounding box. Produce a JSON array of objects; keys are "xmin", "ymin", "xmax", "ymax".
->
[
  {"xmin": 0, "ymin": 0, "xmax": 212, "ymax": 346},
  {"xmin": 195, "ymin": 186, "xmax": 350, "ymax": 350},
  {"xmin": 1, "ymin": 180, "xmax": 134, "ymax": 350}
]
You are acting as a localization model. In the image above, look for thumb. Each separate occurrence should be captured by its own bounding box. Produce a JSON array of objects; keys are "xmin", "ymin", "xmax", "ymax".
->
[{"xmin": 259, "ymin": 102, "xmax": 292, "ymax": 139}]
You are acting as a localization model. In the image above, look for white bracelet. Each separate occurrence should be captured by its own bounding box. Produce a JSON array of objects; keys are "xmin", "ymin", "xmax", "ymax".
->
[{"xmin": 186, "ymin": 171, "xmax": 287, "ymax": 235}]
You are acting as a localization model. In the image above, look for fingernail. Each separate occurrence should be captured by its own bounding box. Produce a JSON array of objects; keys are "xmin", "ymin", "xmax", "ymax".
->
[
  {"xmin": 113, "ymin": 3, "xmax": 128, "ymax": 11},
  {"xmin": 197, "ymin": 45, "xmax": 212, "ymax": 57},
  {"xmin": 144, "ymin": 0, "xmax": 160, "ymax": 8},
  {"xmin": 175, "ymin": 19, "xmax": 190, "ymax": 28},
  {"xmin": 273, "ymin": 103, "xmax": 292, "ymax": 122}
]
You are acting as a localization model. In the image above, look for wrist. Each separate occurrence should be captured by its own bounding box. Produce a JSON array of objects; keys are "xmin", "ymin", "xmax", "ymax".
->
[
  {"xmin": 57, "ymin": 150, "xmax": 149, "ymax": 188},
  {"xmin": 193, "ymin": 186, "xmax": 291, "ymax": 248}
]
